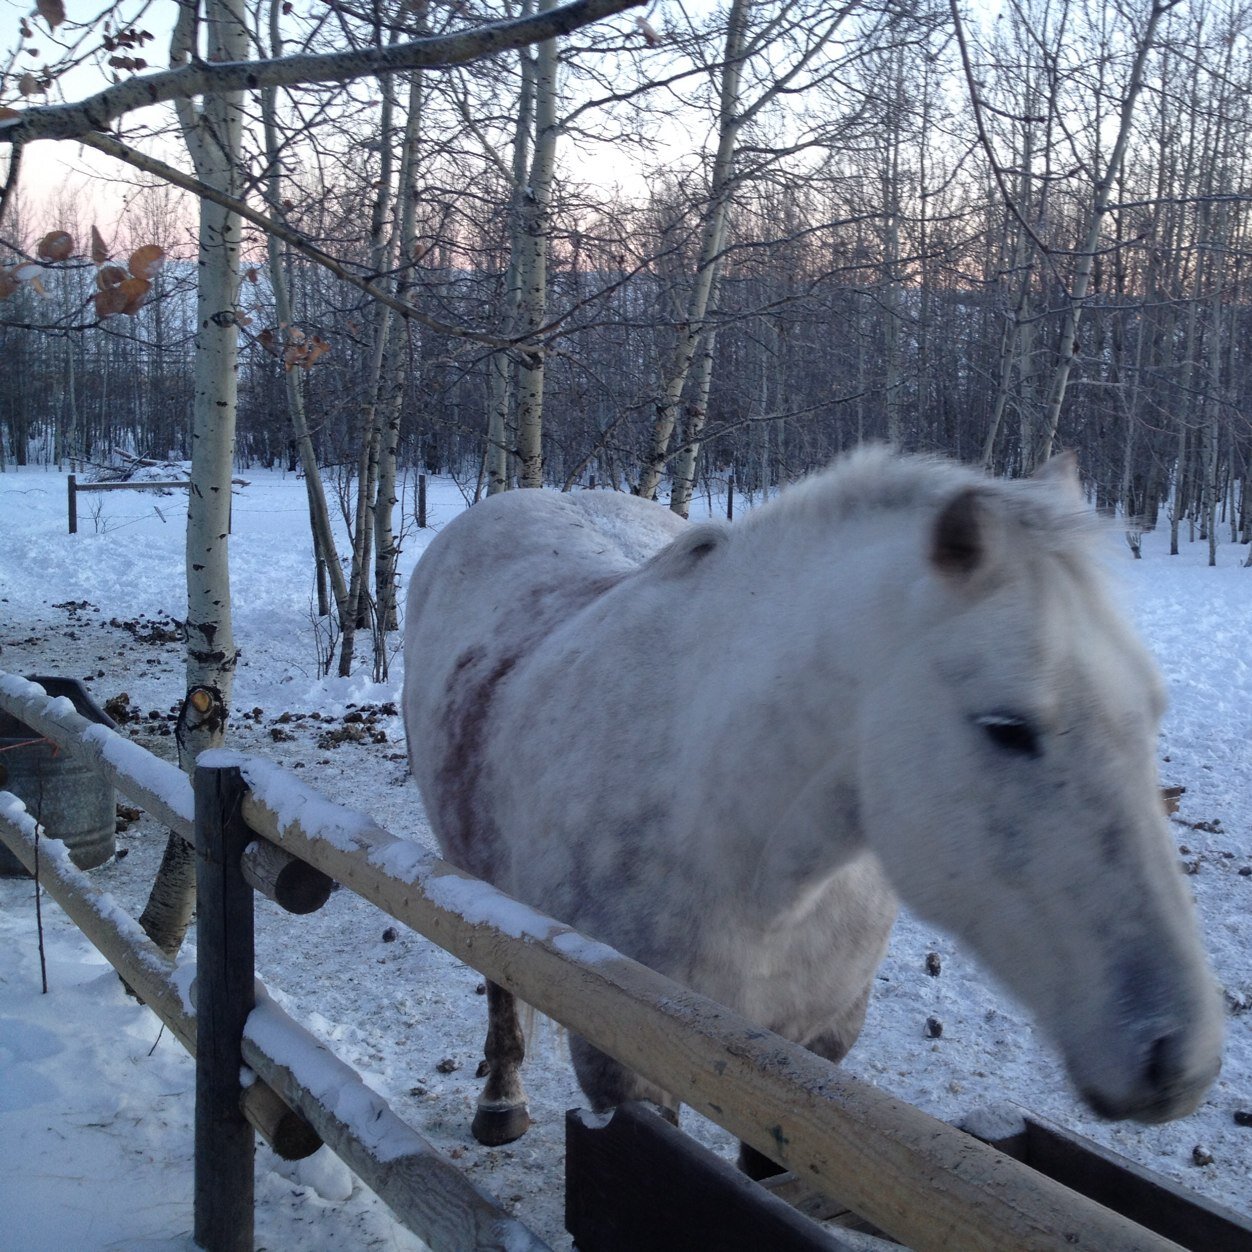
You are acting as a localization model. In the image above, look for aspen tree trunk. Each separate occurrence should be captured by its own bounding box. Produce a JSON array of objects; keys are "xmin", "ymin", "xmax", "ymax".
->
[
  {"xmin": 1203, "ymin": 231, "xmax": 1229, "ymax": 568},
  {"xmin": 374, "ymin": 61, "xmax": 426, "ymax": 632},
  {"xmin": 668, "ymin": 322, "xmax": 717, "ymax": 519},
  {"xmin": 1169, "ymin": 37, "xmax": 1211, "ymax": 557},
  {"xmin": 880, "ymin": 52, "xmax": 905, "ymax": 449},
  {"xmin": 139, "ymin": 0, "xmax": 247, "ymax": 956},
  {"xmin": 339, "ymin": 76, "xmax": 400, "ymax": 675},
  {"xmin": 262, "ymin": 0, "xmax": 350, "ymax": 648},
  {"xmin": 980, "ymin": 97, "xmax": 1040, "ymax": 471},
  {"xmin": 1172, "ymin": 277, "xmax": 1204, "ymax": 555},
  {"xmin": 1035, "ymin": 0, "xmax": 1171, "ymax": 468},
  {"xmin": 487, "ymin": 0, "xmax": 536, "ymax": 496},
  {"xmin": 636, "ymin": 0, "xmax": 748, "ymax": 502},
  {"xmin": 1201, "ymin": 34, "xmax": 1237, "ymax": 567},
  {"xmin": 60, "ymin": 338, "xmax": 78, "ymax": 466},
  {"xmin": 515, "ymin": 0, "xmax": 559, "ymax": 490}
]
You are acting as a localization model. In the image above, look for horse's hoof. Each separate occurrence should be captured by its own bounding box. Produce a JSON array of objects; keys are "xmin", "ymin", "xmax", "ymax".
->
[{"xmin": 472, "ymin": 1102, "xmax": 531, "ymax": 1146}]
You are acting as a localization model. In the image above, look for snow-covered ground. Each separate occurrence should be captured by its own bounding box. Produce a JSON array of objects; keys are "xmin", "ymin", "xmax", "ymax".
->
[{"xmin": 0, "ymin": 463, "xmax": 1248, "ymax": 1250}]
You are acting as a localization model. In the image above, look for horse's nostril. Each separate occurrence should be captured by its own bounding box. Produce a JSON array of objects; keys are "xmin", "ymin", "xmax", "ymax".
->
[{"xmin": 1145, "ymin": 1033, "xmax": 1182, "ymax": 1093}]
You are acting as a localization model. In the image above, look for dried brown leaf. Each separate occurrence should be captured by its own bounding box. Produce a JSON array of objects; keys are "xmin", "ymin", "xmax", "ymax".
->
[
  {"xmin": 118, "ymin": 275, "xmax": 151, "ymax": 315},
  {"xmin": 36, "ymin": 0, "xmax": 65, "ymax": 29},
  {"xmin": 128, "ymin": 244, "xmax": 166, "ymax": 281},
  {"xmin": 302, "ymin": 336, "xmax": 331, "ymax": 368},
  {"xmin": 94, "ymin": 287, "xmax": 129, "ymax": 318},
  {"xmin": 0, "ymin": 268, "xmax": 18, "ymax": 300},
  {"xmin": 36, "ymin": 230, "xmax": 74, "ymax": 261},
  {"xmin": 96, "ymin": 264, "xmax": 128, "ymax": 290},
  {"xmin": 90, "ymin": 225, "xmax": 110, "ymax": 265}
]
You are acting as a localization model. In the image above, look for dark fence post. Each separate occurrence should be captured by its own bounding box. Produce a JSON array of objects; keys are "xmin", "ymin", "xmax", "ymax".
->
[
  {"xmin": 727, "ymin": 475, "xmax": 735, "ymax": 522},
  {"xmin": 418, "ymin": 473, "xmax": 427, "ymax": 529},
  {"xmin": 68, "ymin": 474, "xmax": 77, "ymax": 534},
  {"xmin": 194, "ymin": 763, "xmax": 256, "ymax": 1251}
]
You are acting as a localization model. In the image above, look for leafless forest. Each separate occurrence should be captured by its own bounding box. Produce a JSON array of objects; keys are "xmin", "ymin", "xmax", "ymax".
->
[{"xmin": 4, "ymin": 0, "xmax": 1251, "ymax": 538}]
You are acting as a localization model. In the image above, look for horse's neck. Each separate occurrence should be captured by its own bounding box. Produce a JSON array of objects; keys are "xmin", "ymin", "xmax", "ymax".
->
[{"xmin": 673, "ymin": 519, "xmax": 914, "ymax": 914}]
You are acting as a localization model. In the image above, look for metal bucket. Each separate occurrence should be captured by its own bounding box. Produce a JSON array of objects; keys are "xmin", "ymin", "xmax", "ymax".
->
[{"xmin": 0, "ymin": 676, "xmax": 118, "ymax": 876}]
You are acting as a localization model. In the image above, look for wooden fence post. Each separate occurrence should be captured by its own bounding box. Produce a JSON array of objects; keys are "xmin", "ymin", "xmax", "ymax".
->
[
  {"xmin": 727, "ymin": 475, "xmax": 734, "ymax": 521},
  {"xmin": 194, "ymin": 763, "xmax": 256, "ymax": 1252},
  {"xmin": 418, "ymin": 473, "xmax": 427, "ymax": 529},
  {"xmin": 67, "ymin": 473, "xmax": 77, "ymax": 534}
]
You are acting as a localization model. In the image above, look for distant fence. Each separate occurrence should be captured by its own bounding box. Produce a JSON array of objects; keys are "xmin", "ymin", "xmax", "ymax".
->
[
  {"xmin": 0, "ymin": 670, "xmax": 1232, "ymax": 1252},
  {"xmin": 66, "ymin": 474, "xmax": 249, "ymax": 534},
  {"xmin": 66, "ymin": 474, "xmax": 191, "ymax": 534}
]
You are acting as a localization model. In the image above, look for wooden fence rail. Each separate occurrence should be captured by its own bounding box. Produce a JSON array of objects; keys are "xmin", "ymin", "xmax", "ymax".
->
[
  {"xmin": 0, "ymin": 672, "xmax": 548, "ymax": 1252},
  {"xmin": 0, "ymin": 671, "xmax": 1195, "ymax": 1251}
]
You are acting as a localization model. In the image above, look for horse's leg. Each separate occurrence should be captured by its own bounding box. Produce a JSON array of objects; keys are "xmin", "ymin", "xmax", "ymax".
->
[
  {"xmin": 471, "ymin": 981, "xmax": 531, "ymax": 1146},
  {"xmin": 738, "ymin": 984, "xmax": 874, "ymax": 1180},
  {"xmin": 569, "ymin": 1034, "xmax": 679, "ymax": 1124}
]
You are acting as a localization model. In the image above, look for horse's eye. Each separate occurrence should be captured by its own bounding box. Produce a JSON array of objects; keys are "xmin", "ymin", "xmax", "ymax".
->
[{"xmin": 975, "ymin": 714, "xmax": 1041, "ymax": 758}]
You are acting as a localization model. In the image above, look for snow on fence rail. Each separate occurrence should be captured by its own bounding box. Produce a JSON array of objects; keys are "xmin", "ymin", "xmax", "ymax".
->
[{"xmin": 0, "ymin": 671, "xmax": 1186, "ymax": 1252}]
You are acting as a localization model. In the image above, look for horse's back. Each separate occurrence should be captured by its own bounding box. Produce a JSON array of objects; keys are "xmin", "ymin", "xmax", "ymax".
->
[
  {"xmin": 408, "ymin": 487, "xmax": 685, "ymax": 617},
  {"xmin": 403, "ymin": 488, "xmax": 688, "ymax": 875}
]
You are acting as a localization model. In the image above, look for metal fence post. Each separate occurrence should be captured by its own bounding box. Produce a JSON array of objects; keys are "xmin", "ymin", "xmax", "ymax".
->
[{"xmin": 194, "ymin": 763, "xmax": 256, "ymax": 1251}]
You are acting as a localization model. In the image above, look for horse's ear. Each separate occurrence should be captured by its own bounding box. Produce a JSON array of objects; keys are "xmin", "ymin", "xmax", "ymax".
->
[
  {"xmin": 930, "ymin": 488, "xmax": 989, "ymax": 579},
  {"xmin": 649, "ymin": 523, "xmax": 727, "ymax": 577},
  {"xmin": 1032, "ymin": 451, "xmax": 1082, "ymax": 503}
]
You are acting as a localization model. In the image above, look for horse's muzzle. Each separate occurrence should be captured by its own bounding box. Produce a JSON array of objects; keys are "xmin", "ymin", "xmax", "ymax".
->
[{"xmin": 1079, "ymin": 1025, "xmax": 1222, "ymax": 1124}]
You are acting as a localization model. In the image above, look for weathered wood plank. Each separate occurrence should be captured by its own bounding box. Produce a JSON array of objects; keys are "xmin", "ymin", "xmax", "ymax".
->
[
  {"xmin": 193, "ymin": 764, "xmax": 256, "ymax": 1252},
  {"xmin": 565, "ymin": 1102, "xmax": 863, "ymax": 1252},
  {"xmin": 970, "ymin": 1107, "xmax": 1252, "ymax": 1252}
]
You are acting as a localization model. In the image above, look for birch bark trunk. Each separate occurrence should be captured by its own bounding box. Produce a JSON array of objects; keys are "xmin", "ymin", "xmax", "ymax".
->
[
  {"xmin": 515, "ymin": 0, "xmax": 559, "ymax": 490},
  {"xmin": 487, "ymin": 0, "xmax": 537, "ymax": 497},
  {"xmin": 262, "ymin": 0, "xmax": 351, "ymax": 649},
  {"xmin": 1035, "ymin": 0, "xmax": 1171, "ymax": 467},
  {"xmin": 374, "ymin": 67, "xmax": 426, "ymax": 634},
  {"xmin": 636, "ymin": 0, "xmax": 748, "ymax": 503},
  {"xmin": 139, "ymin": 0, "xmax": 248, "ymax": 956}
]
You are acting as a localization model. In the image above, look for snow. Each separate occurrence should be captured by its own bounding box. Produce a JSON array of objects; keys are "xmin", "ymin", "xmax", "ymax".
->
[
  {"xmin": 0, "ymin": 463, "xmax": 1249, "ymax": 1249},
  {"xmin": 422, "ymin": 872, "xmax": 568, "ymax": 944}
]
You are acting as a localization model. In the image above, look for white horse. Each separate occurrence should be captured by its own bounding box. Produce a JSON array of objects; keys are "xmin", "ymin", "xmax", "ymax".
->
[{"xmin": 402, "ymin": 448, "xmax": 1221, "ymax": 1164}]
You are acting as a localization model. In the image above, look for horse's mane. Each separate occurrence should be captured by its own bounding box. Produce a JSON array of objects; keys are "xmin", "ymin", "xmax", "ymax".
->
[{"xmin": 743, "ymin": 446, "xmax": 1101, "ymax": 557}]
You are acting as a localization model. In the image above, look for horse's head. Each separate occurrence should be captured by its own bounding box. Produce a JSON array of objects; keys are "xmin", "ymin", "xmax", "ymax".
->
[{"xmin": 857, "ymin": 460, "xmax": 1222, "ymax": 1123}]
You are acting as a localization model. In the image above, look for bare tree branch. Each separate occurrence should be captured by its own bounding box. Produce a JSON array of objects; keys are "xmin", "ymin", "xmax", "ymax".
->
[{"xmin": 0, "ymin": 0, "xmax": 643, "ymax": 145}]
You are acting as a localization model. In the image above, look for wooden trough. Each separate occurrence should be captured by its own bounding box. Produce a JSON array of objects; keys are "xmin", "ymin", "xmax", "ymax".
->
[{"xmin": 1, "ymin": 670, "xmax": 1248, "ymax": 1252}]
